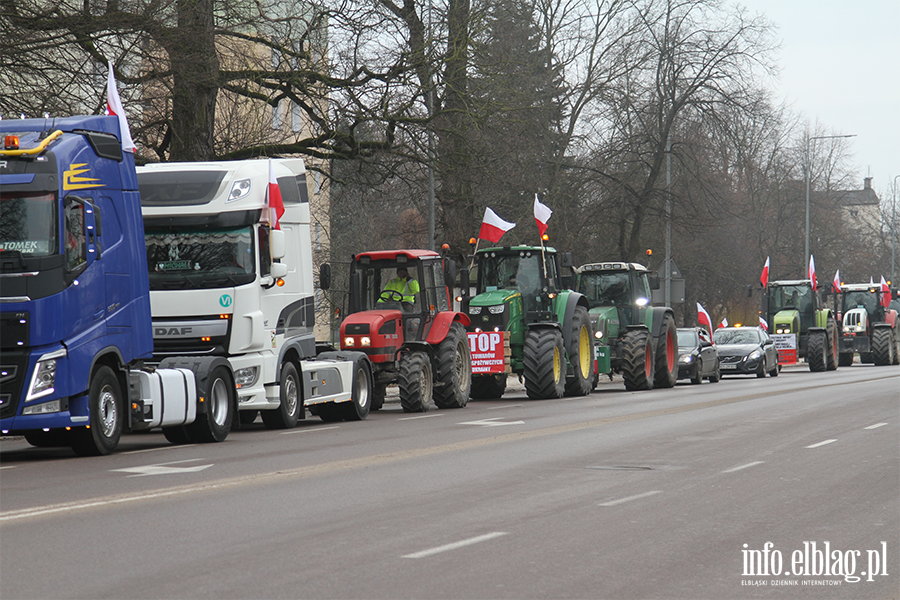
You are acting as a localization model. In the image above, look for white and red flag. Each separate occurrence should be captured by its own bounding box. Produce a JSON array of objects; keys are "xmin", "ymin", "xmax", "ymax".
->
[
  {"xmin": 759, "ymin": 315, "xmax": 768, "ymax": 331},
  {"xmin": 720, "ymin": 317, "xmax": 729, "ymax": 328},
  {"xmin": 478, "ymin": 207, "xmax": 516, "ymax": 243},
  {"xmin": 697, "ymin": 302, "xmax": 713, "ymax": 338},
  {"xmin": 880, "ymin": 275, "xmax": 891, "ymax": 308},
  {"xmin": 106, "ymin": 61, "xmax": 136, "ymax": 153},
  {"xmin": 760, "ymin": 256, "xmax": 770, "ymax": 288},
  {"xmin": 267, "ymin": 159, "xmax": 285, "ymax": 230},
  {"xmin": 808, "ymin": 254, "xmax": 817, "ymax": 291},
  {"xmin": 533, "ymin": 194, "xmax": 552, "ymax": 236},
  {"xmin": 833, "ymin": 269, "xmax": 841, "ymax": 292}
]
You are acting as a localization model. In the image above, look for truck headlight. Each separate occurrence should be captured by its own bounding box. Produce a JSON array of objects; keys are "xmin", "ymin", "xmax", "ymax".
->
[
  {"xmin": 233, "ymin": 366, "xmax": 259, "ymax": 389},
  {"xmin": 229, "ymin": 178, "xmax": 252, "ymax": 201},
  {"xmin": 27, "ymin": 349, "xmax": 66, "ymax": 402},
  {"xmin": 488, "ymin": 305, "xmax": 505, "ymax": 314}
]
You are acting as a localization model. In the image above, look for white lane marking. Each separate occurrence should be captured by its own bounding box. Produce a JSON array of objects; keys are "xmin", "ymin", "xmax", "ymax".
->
[
  {"xmin": 806, "ymin": 439, "xmax": 837, "ymax": 448},
  {"xmin": 0, "ymin": 466, "xmax": 16, "ymax": 470},
  {"xmin": 400, "ymin": 414, "xmax": 446, "ymax": 421},
  {"xmin": 865, "ymin": 423, "xmax": 888, "ymax": 430},
  {"xmin": 280, "ymin": 426, "xmax": 340, "ymax": 435},
  {"xmin": 403, "ymin": 532, "xmax": 508, "ymax": 559},
  {"xmin": 457, "ymin": 417, "xmax": 525, "ymax": 427},
  {"xmin": 487, "ymin": 404, "xmax": 523, "ymax": 410},
  {"xmin": 722, "ymin": 461, "xmax": 765, "ymax": 473},
  {"xmin": 112, "ymin": 458, "xmax": 212, "ymax": 477},
  {"xmin": 126, "ymin": 444, "xmax": 198, "ymax": 454},
  {"xmin": 599, "ymin": 490, "xmax": 662, "ymax": 507}
]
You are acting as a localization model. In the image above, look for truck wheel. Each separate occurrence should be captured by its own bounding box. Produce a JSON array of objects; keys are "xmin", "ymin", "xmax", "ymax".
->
[
  {"xmin": 371, "ymin": 383, "xmax": 386, "ymax": 411},
  {"xmin": 838, "ymin": 352, "xmax": 854, "ymax": 367},
  {"xmin": 621, "ymin": 329, "xmax": 654, "ymax": 391},
  {"xmin": 872, "ymin": 328, "xmax": 893, "ymax": 366},
  {"xmin": 262, "ymin": 362, "xmax": 301, "ymax": 429},
  {"xmin": 471, "ymin": 374, "xmax": 507, "ymax": 399},
  {"xmin": 807, "ymin": 330, "xmax": 827, "ymax": 372},
  {"xmin": 523, "ymin": 328, "xmax": 566, "ymax": 400},
  {"xmin": 342, "ymin": 356, "xmax": 372, "ymax": 421},
  {"xmin": 188, "ymin": 365, "xmax": 234, "ymax": 442},
  {"xmin": 398, "ymin": 351, "xmax": 434, "ymax": 412},
  {"xmin": 71, "ymin": 365, "xmax": 123, "ymax": 456},
  {"xmin": 433, "ymin": 322, "xmax": 471, "ymax": 409},
  {"xmin": 654, "ymin": 314, "xmax": 677, "ymax": 388},
  {"xmin": 564, "ymin": 306, "xmax": 593, "ymax": 397},
  {"xmin": 826, "ymin": 318, "xmax": 838, "ymax": 370}
]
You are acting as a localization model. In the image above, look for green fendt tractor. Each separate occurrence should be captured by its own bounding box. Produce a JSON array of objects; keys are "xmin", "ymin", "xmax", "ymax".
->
[
  {"xmin": 463, "ymin": 245, "xmax": 594, "ymax": 400},
  {"xmin": 762, "ymin": 279, "xmax": 838, "ymax": 371},
  {"xmin": 574, "ymin": 262, "xmax": 677, "ymax": 391}
]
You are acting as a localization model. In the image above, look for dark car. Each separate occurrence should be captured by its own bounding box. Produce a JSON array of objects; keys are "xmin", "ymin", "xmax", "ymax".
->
[
  {"xmin": 713, "ymin": 326, "xmax": 779, "ymax": 377},
  {"xmin": 677, "ymin": 327, "xmax": 720, "ymax": 384}
]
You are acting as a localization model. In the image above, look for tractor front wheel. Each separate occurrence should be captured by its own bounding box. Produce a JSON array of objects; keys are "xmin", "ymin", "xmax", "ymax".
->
[
  {"xmin": 807, "ymin": 330, "xmax": 827, "ymax": 372},
  {"xmin": 523, "ymin": 328, "xmax": 566, "ymax": 400},
  {"xmin": 872, "ymin": 328, "xmax": 894, "ymax": 366},
  {"xmin": 433, "ymin": 323, "xmax": 471, "ymax": 409},
  {"xmin": 564, "ymin": 306, "xmax": 593, "ymax": 397},
  {"xmin": 398, "ymin": 351, "xmax": 434, "ymax": 412},
  {"xmin": 622, "ymin": 329, "xmax": 654, "ymax": 391}
]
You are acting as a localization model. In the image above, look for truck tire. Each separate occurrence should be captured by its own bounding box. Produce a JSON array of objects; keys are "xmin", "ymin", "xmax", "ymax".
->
[
  {"xmin": 398, "ymin": 351, "xmax": 434, "ymax": 412},
  {"xmin": 654, "ymin": 314, "xmax": 677, "ymax": 388},
  {"xmin": 872, "ymin": 327, "xmax": 893, "ymax": 365},
  {"xmin": 622, "ymin": 329, "xmax": 654, "ymax": 391},
  {"xmin": 564, "ymin": 306, "xmax": 593, "ymax": 397},
  {"xmin": 471, "ymin": 374, "xmax": 507, "ymax": 399},
  {"xmin": 371, "ymin": 383, "xmax": 386, "ymax": 411},
  {"xmin": 342, "ymin": 356, "xmax": 373, "ymax": 421},
  {"xmin": 433, "ymin": 322, "xmax": 471, "ymax": 409},
  {"xmin": 807, "ymin": 330, "xmax": 827, "ymax": 372},
  {"xmin": 262, "ymin": 361, "xmax": 301, "ymax": 429},
  {"xmin": 71, "ymin": 365, "xmax": 123, "ymax": 456},
  {"xmin": 188, "ymin": 364, "xmax": 234, "ymax": 442},
  {"xmin": 826, "ymin": 317, "xmax": 838, "ymax": 370},
  {"xmin": 523, "ymin": 328, "xmax": 567, "ymax": 400},
  {"xmin": 838, "ymin": 352, "xmax": 854, "ymax": 367}
]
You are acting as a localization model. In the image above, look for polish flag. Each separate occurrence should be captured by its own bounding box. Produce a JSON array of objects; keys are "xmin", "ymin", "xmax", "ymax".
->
[
  {"xmin": 719, "ymin": 317, "xmax": 729, "ymax": 329},
  {"xmin": 106, "ymin": 61, "xmax": 136, "ymax": 153},
  {"xmin": 808, "ymin": 254, "xmax": 817, "ymax": 291},
  {"xmin": 759, "ymin": 315, "xmax": 768, "ymax": 331},
  {"xmin": 533, "ymin": 194, "xmax": 552, "ymax": 236},
  {"xmin": 833, "ymin": 269, "xmax": 841, "ymax": 292},
  {"xmin": 267, "ymin": 159, "xmax": 285, "ymax": 230},
  {"xmin": 478, "ymin": 207, "xmax": 516, "ymax": 243},
  {"xmin": 760, "ymin": 257, "xmax": 770, "ymax": 288},
  {"xmin": 880, "ymin": 276, "xmax": 891, "ymax": 308},
  {"xmin": 697, "ymin": 302, "xmax": 713, "ymax": 339}
]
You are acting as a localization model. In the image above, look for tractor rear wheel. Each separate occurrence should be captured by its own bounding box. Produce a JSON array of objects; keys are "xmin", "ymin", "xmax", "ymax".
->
[
  {"xmin": 471, "ymin": 374, "xmax": 507, "ymax": 399},
  {"xmin": 872, "ymin": 328, "xmax": 894, "ymax": 366},
  {"xmin": 807, "ymin": 330, "xmax": 827, "ymax": 372},
  {"xmin": 622, "ymin": 329, "xmax": 654, "ymax": 391},
  {"xmin": 398, "ymin": 351, "xmax": 434, "ymax": 412},
  {"xmin": 433, "ymin": 323, "xmax": 471, "ymax": 409},
  {"xmin": 564, "ymin": 306, "xmax": 593, "ymax": 397},
  {"xmin": 654, "ymin": 314, "xmax": 677, "ymax": 388},
  {"xmin": 523, "ymin": 328, "xmax": 566, "ymax": 399},
  {"xmin": 826, "ymin": 317, "xmax": 838, "ymax": 370}
]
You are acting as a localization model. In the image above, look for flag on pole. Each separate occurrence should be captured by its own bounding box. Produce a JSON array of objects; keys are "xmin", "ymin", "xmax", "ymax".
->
[
  {"xmin": 880, "ymin": 275, "xmax": 891, "ymax": 308},
  {"xmin": 720, "ymin": 317, "xmax": 729, "ymax": 328},
  {"xmin": 106, "ymin": 61, "xmax": 136, "ymax": 153},
  {"xmin": 478, "ymin": 207, "xmax": 516, "ymax": 243},
  {"xmin": 697, "ymin": 302, "xmax": 713, "ymax": 338},
  {"xmin": 808, "ymin": 254, "xmax": 817, "ymax": 291},
  {"xmin": 533, "ymin": 194, "xmax": 552, "ymax": 236},
  {"xmin": 267, "ymin": 159, "xmax": 285, "ymax": 231},
  {"xmin": 759, "ymin": 315, "xmax": 768, "ymax": 331},
  {"xmin": 833, "ymin": 269, "xmax": 841, "ymax": 292},
  {"xmin": 760, "ymin": 257, "xmax": 770, "ymax": 288}
]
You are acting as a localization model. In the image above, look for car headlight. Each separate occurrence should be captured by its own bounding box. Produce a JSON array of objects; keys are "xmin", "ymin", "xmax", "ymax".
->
[
  {"xmin": 233, "ymin": 366, "xmax": 259, "ymax": 389},
  {"xmin": 747, "ymin": 349, "xmax": 762, "ymax": 361},
  {"xmin": 469, "ymin": 306, "xmax": 482, "ymax": 315},
  {"xmin": 27, "ymin": 349, "xmax": 66, "ymax": 402},
  {"xmin": 679, "ymin": 354, "xmax": 693, "ymax": 364},
  {"xmin": 488, "ymin": 305, "xmax": 505, "ymax": 314}
]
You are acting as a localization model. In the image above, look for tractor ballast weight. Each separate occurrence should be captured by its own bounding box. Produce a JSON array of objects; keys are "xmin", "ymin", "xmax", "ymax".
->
[
  {"xmin": 837, "ymin": 283, "xmax": 900, "ymax": 366},
  {"xmin": 762, "ymin": 279, "xmax": 838, "ymax": 372}
]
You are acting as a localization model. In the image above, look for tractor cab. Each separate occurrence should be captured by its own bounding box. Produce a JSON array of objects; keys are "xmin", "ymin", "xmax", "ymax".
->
[
  {"xmin": 767, "ymin": 280, "xmax": 817, "ymax": 335},
  {"xmin": 575, "ymin": 262, "xmax": 656, "ymax": 341}
]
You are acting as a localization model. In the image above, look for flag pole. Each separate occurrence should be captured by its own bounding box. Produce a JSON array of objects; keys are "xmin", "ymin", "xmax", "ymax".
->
[{"xmin": 469, "ymin": 239, "xmax": 480, "ymax": 271}]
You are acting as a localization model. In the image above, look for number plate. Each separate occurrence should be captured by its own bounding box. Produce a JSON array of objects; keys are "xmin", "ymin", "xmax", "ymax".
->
[{"xmin": 720, "ymin": 363, "xmax": 738, "ymax": 369}]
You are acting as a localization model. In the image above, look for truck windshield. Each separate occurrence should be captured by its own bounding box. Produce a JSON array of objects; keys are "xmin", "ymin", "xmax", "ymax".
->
[
  {"xmin": 578, "ymin": 272, "xmax": 632, "ymax": 309},
  {"xmin": 145, "ymin": 226, "xmax": 255, "ymax": 289},
  {"xmin": 768, "ymin": 284, "xmax": 813, "ymax": 313},
  {"xmin": 0, "ymin": 192, "xmax": 58, "ymax": 256}
]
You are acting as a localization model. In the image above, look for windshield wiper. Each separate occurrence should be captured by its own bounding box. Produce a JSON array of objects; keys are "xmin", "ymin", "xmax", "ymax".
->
[{"xmin": 0, "ymin": 250, "xmax": 29, "ymax": 271}]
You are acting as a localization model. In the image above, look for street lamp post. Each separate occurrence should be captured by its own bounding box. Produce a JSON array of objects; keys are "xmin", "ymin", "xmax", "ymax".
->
[{"xmin": 805, "ymin": 133, "xmax": 856, "ymax": 274}]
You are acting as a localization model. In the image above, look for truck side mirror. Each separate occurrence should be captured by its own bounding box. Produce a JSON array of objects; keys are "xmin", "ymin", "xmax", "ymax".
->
[
  {"xmin": 560, "ymin": 252, "xmax": 574, "ymax": 268},
  {"xmin": 270, "ymin": 262, "xmax": 288, "ymax": 279},
  {"xmin": 269, "ymin": 229, "xmax": 286, "ymax": 260},
  {"xmin": 319, "ymin": 263, "xmax": 332, "ymax": 291}
]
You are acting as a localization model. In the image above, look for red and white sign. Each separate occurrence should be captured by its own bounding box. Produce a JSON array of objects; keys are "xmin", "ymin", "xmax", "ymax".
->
[
  {"xmin": 771, "ymin": 333, "xmax": 797, "ymax": 365},
  {"xmin": 467, "ymin": 331, "xmax": 508, "ymax": 374}
]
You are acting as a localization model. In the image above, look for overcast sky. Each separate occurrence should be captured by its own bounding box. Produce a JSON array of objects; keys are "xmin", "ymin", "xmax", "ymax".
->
[{"xmin": 739, "ymin": 0, "xmax": 900, "ymax": 200}]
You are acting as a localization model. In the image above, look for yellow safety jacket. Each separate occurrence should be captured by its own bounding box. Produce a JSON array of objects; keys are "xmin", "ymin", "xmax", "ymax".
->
[{"xmin": 379, "ymin": 277, "xmax": 420, "ymax": 303}]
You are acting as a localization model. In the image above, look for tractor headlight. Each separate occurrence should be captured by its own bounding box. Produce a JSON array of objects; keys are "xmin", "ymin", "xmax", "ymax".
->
[
  {"xmin": 27, "ymin": 349, "xmax": 66, "ymax": 402},
  {"xmin": 360, "ymin": 336, "xmax": 371, "ymax": 347},
  {"xmin": 469, "ymin": 306, "xmax": 481, "ymax": 315},
  {"xmin": 488, "ymin": 305, "xmax": 505, "ymax": 314},
  {"xmin": 344, "ymin": 336, "xmax": 355, "ymax": 347}
]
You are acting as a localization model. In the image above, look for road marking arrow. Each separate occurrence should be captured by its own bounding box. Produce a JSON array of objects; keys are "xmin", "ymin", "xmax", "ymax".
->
[
  {"xmin": 457, "ymin": 417, "xmax": 524, "ymax": 427},
  {"xmin": 112, "ymin": 458, "xmax": 213, "ymax": 477}
]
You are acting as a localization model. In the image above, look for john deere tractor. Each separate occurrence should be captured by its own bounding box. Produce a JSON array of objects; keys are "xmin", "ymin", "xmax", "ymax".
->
[
  {"xmin": 762, "ymin": 279, "xmax": 838, "ymax": 371},
  {"xmin": 463, "ymin": 245, "xmax": 594, "ymax": 400},
  {"xmin": 574, "ymin": 262, "xmax": 677, "ymax": 391},
  {"xmin": 837, "ymin": 283, "xmax": 899, "ymax": 366}
]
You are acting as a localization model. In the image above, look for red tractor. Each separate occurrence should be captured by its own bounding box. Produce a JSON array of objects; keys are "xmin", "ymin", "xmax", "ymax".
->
[
  {"xmin": 337, "ymin": 250, "xmax": 471, "ymax": 412},
  {"xmin": 837, "ymin": 283, "xmax": 900, "ymax": 366}
]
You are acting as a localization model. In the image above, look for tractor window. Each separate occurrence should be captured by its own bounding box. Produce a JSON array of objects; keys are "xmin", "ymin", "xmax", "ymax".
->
[
  {"xmin": 431, "ymin": 261, "xmax": 449, "ymax": 311},
  {"xmin": 359, "ymin": 261, "xmax": 422, "ymax": 313},
  {"xmin": 578, "ymin": 272, "xmax": 632, "ymax": 309},
  {"xmin": 842, "ymin": 290, "xmax": 878, "ymax": 315},
  {"xmin": 769, "ymin": 285, "xmax": 814, "ymax": 314}
]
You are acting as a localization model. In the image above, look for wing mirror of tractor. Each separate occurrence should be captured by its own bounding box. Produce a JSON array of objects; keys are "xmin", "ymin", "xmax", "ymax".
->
[
  {"xmin": 270, "ymin": 229, "xmax": 286, "ymax": 260},
  {"xmin": 459, "ymin": 267, "xmax": 470, "ymax": 298},
  {"xmin": 560, "ymin": 252, "xmax": 574, "ymax": 268},
  {"xmin": 319, "ymin": 263, "xmax": 332, "ymax": 291},
  {"xmin": 445, "ymin": 258, "xmax": 458, "ymax": 287},
  {"xmin": 648, "ymin": 274, "xmax": 660, "ymax": 290}
]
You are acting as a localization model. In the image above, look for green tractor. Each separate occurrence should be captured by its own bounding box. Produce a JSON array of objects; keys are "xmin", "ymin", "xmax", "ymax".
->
[
  {"xmin": 574, "ymin": 262, "xmax": 677, "ymax": 391},
  {"xmin": 762, "ymin": 279, "xmax": 838, "ymax": 371},
  {"xmin": 463, "ymin": 245, "xmax": 594, "ymax": 400}
]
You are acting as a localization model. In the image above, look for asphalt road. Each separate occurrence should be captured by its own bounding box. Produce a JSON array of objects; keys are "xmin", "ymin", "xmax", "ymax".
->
[{"xmin": 1, "ymin": 364, "xmax": 898, "ymax": 600}]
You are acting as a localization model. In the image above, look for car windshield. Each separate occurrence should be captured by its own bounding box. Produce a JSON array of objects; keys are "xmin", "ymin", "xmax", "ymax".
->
[
  {"xmin": 578, "ymin": 272, "xmax": 632, "ymax": 309},
  {"xmin": 713, "ymin": 329, "xmax": 760, "ymax": 345},
  {"xmin": 677, "ymin": 330, "xmax": 698, "ymax": 347},
  {"xmin": 0, "ymin": 192, "xmax": 58, "ymax": 256},
  {"xmin": 145, "ymin": 226, "xmax": 256, "ymax": 289}
]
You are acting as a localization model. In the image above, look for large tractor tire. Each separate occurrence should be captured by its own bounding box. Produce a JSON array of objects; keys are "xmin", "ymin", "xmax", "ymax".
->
[
  {"xmin": 71, "ymin": 365, "xmax": 124, "ymax": 456},
  {"xmin": 872, "ymin": 327, "xmax": 894, "ymax": 366},
  {"xmin": 523, "ymin": 328, "xmax": 567, "ymax": 400},
  {"xmin": 471, "ymin": 374, "xmax": 507, "ymax": 399},
  {"xmin": 826, "ymin": 317, "xmax": 839, "ymax": 371},
  {"xmin": 564, "ymin": 306, "xmax": 593, "ymax": 397},
  {"xmin": 398, "ymin": 351, "xmax": 434, "ymax": 412},
  {"xmin": 621, "ymin": 329, "xmax": 654, "ymax": 391},
  {"xmin": 261, "ymin": 361, "xmax": 302, "ymax": 429},
  {"xmin": 653, "ymin": 314, "xmax": 677, "ymax": 388},
  {"xmin": 893, "ymin": 329, "xmax": 900, "ymax": 365},
  {"xmin": 807, "ymin": 330, "xmax": 828, "ymax": 372},
  {"xmin": 433, "ymin": 322, "xmax": 471, "ymax": 409},
  {"xmin": 838, "ymin": 352, "xmax": 854, "ymax": 367}
]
